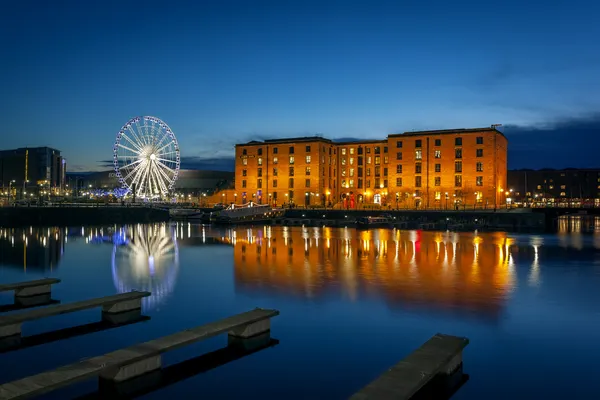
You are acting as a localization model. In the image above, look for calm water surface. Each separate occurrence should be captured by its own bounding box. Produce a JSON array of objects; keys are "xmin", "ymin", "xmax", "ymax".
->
[{"xmin": 1, "ymin": 218, "xmax": 600, "ymax": 399}]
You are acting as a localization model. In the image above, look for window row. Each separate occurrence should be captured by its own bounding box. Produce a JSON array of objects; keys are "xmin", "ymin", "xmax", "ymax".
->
[{"xmin": 398, "ymin": 136, "xmax": 484, "ymax": 148}]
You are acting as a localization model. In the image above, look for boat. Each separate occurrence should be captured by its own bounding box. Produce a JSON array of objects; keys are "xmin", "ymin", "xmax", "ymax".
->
[
  {"xmin": 356, "ymin": 215, "xmax": 393, "ymax": 229},
  {"xmin": 211, "ymin": 202, "xmax": 283, "ymax": 224},
  {"xmin": 169, "ymin": 208, "xmax": 204, "ymax": 220}
]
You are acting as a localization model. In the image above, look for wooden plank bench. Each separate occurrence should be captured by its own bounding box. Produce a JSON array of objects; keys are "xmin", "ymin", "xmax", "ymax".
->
[
  {"xmin": 0, "ymin": 291, "xmax": 151, "ymax": 339},
  {"xmin": 0, "ymin": 278, "xmax": 61, "ymax": 298},
  {"xmin": 350, "ymin": 333, "xmax": 469, "ymax": 400},
  {"xmin": 0, "ymin": 307, "xmax": 279, "ymax": 400}
]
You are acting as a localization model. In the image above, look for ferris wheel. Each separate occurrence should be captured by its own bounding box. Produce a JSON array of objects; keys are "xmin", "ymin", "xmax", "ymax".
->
[{"xmin": 113, "ymin": 116, "xmax": 180, "ymax": 199}]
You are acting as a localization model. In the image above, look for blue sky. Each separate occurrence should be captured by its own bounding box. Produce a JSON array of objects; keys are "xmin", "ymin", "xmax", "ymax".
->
[{"xmin": 1, "ymin": 0, "xmax": 599, "ymax": 171}]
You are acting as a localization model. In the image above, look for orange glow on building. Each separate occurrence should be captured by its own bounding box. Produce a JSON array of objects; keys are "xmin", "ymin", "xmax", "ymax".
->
[{"xmin": 233, "ymin": 127, "xmax": 507, "ymax": 209}]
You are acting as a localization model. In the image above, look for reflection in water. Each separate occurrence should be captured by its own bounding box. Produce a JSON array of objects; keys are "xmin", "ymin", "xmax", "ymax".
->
[
  {"xmin": 225, "ymin": 227, "xmax": 521, "ymax": 319},
  {"xmin": 111, "ymin": 223, "xmax": 179, "ymax": 310},
  {"xmin": 0, "ymin": 227, "xmax": 65, "ymax": 271}
]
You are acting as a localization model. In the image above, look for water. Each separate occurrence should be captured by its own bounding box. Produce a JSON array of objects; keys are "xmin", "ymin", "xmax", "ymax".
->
[{"xmin": 1, "ymin": 218, "xmax": 600, "ymax": 399}]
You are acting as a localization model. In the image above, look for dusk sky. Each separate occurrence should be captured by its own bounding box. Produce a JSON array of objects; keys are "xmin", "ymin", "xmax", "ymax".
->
[{"xmin": 1, "ymin": 0, "xmax": 599, "ymax": 172}]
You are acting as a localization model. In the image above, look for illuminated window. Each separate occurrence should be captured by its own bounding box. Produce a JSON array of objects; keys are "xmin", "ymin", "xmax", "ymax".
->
[
  {"xmin": 341, "ymin": 148, "xmax": 347, "ymax": 155},
  {"xmin": 476, "ymin": 162, "xmax": 483, "ymax": 172},
  {"xmin": 375, "ymin": 156, "xmax": 381, "ymax": 165},
  {"xmin": 350, "ymin": 157, "xmax": 354, "ymax": 165},
  {"xmin": 341, "ymin": 169, "xmax": 346, "ymax": 177},
  {"xmin": 560, "ymin": 192, "xmax": 566, "ymax": 196},
  {"xmin": 367, "ymin": 156, "xmax": 372, "ymax": 164},
  {"xmin": 289, "ymin": 156, "xmax": 295, "ymax": 164},
  {"xmin": 475, "ymin": 191, "xmax": 483, "ymax": 202},
  {"xmin": 384, "ymin": 156, "xmax": 388, "ymax": 164},
  {"xmin": 549, "ymin": 185, "xmax": 554, "ymax": 189},
  {"xmin": 455, "ymin": 175, "xmax": 462, "ymax": 187},
  {"xmin": 273, "ymin": 157, "xmax": 278, "ymax": 164},
  {"xmin": 396, "ymin": 164, "xmax": 402, "ymax": 173},
  {"xmin": 350, "ymin": 148, "xmax": 355, "ymax": 155},
  {"xmin": 435, "ymin": 177, "xmax": 441, "ymax": 186},
  {"xmin": 476, "ymin": 176, "xmax": 483, "ymax": 186},
  {"xmin": 289, "ymin": 167, "xmax": 294, "ymax": 176},
  {"xmin": 341, "ymin": 158, "xmax": 346, "ymax": 166},
  {"xmin": 561, "ymin": 185, "xmax": 566, "ymax": 189},
  {"xmin": 306, "ymin": 155, "xmax": 311, "ymax": 163},
  {"xmin": 349, "ymin": 168, "xmax": 355, "ymax": 177},
  {"xmin": 366, "ymin": 168, "xmax": 371, "ymax": 176},
  {"xmin": 415, "ymin": 150, "xmax": 422, "ymax": 160},
  {"xmin": 349, "ymin": 179, "xmax": 354, "ymax": 187},
  {"xmin": 273, "ymin": 168, "xmax": 278, "ymax": 176},
  {"xmin": 434, "ymin": 150, "xmax": 441, "ymax": 158},
  {"xmin": 305, "ymin": 167, "xmax": 311, "ymax": 175},
  {"xmin": 242, "ymin": 158, "xmax": 247, "ymax": 165},
  {"xmin": 537, "ymin": 185, "xmax": 542, "ymax": 189},
  {"xmin": 435, "ymin": 191, "xmax": 441, "ymax": 200}
]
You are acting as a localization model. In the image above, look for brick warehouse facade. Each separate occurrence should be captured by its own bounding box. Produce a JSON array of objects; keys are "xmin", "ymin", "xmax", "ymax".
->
[{"xmin": 234, "ymin": 127, "xmax": 508, "ymax": 209}]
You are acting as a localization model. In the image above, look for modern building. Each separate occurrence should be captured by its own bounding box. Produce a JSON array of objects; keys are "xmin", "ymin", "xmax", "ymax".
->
[
  {"xmin": 234, "ymin": 126, "xmax": 508, "ymax": 209},
  {"xmin": 0, "ymin": 147, "xmax": 66, "ymax": 197},
  {"xmin": 508, "ymin": 168, "xmax": 600, "ymax": 207}
]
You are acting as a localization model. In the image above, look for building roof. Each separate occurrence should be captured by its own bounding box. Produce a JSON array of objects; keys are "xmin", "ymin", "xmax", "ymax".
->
[
  {"xmin": 236, "ymin": 136, "xmax": 333, "ymax": 146},
  {"xmin": 389, "ymin": 127, "xmax": 505, "ymax": 138}
]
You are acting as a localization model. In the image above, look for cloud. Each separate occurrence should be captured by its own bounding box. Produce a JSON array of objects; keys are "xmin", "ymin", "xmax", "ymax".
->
[{"xmin": 504, "ymin": 114, "xmax": 600, "ymax": 169}]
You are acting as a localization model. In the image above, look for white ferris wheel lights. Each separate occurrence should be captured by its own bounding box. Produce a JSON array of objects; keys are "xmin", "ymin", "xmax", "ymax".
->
[{"xmin": 113, "ymin": 116, "xmax": 181, "ymax": 199}]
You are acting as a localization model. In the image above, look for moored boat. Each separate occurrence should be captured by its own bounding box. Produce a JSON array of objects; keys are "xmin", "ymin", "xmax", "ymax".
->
[
  {"xmin": 211, "ymin": 202, "xmax": 283, "ymax": 224},
  {"xmin": 169, "ymin": 208, "xmax": 204, "ymax": 220},
  {"xmin": 356, "ymin": 215, "xmax": 393, "ymax": 229}
]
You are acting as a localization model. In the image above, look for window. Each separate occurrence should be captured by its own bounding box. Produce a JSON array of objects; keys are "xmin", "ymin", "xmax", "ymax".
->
[
  {"xmin": 384, "ymin": 156, "xmax": 388, "ymax": 164},
  {"xmin": 415, "ymin": 150, "xmax": 422, "ymax": 160},
  {"xmin": 366, "ymin": 168, "xmax": 371, "ymax": 176},
  {"xmin": 366, "ymin": 147, "xmax": 371, "ymax": 153},
  {"xmin": 305, "ymin": 179, "xmax": 310, "ymax": 188},
  {"xmin": 306, "ymin": 155, "xmax": 311, "ymax": 163},
  {"xmin": 476, "ymin": 176, "xmax": 483, "ymax": 186},
  {"xmin": 435, "ymin": 191, "xmax": 441, "ymax": 200},
  {"xmin": 242, "ymin": 169, "xmax": 247, "ymax": 177},
  {"xmin": 242, "ymin": 149, "xmax": 247, "ymax": 155},
  {"xmin": 476, "ymin": 149, "xmax": 483, "ymax": 157},
  {"xmin": 273, "ymin": 168, "xmax": 278, "ymax": 176},
  {"xmin": 396, "ymin": 140, "xmax": 403, "ymax": 148},
  {"xmin": 383, "ymin": 168, "xmax": 388, "ymax": 176},
  {"xmin": 560, "ymin": 191, "xmax": 566, "ymax": 196},
  {"xmin": 415, "ymin": 176, "xmax": 422, "ymax": 187},
  {"xmin": 396, "ymin": 152, "xmax": 403, "ymax": 160},
  {"xmin": 435, "ymin": 177, "xmax": 441, "ymax": 186},
  {"xmin": 560, "ymin": 185, "xmax": 566, "ymax": 189},
  {"xmin": 375, "ymin": 156, "xmax": 381, "ymax": 165},
  {"xmin": 273, "ymin": 180, "xmax": 277, "ymax": 187},
  {"xmin": 434, "ymin": 150, "xmax": 441, "ymax": 158},
  {"xmin": 257, "ymin": 179, "xmax": 262, "ymax": 188},
  {"xmin": 455, "ymin": 175, "xmax": 462, "ymax": 187},
  {"xmin": 257, "ymin": 168, "xmax": 262, "ymax": 177},
  {"xmin": 455, "ymin": 137, "xmax": 462, "ymax": 146},
  {"xmin": 415, "ymin": 140, "xmax": 422, "ymax": 148},
  {"xmin": 349, "ymin": 179, "xmax": 355, "ymax": 187},
  {"xmin": 242, "ymin": 180, "xmax": 247, "ymax": 188},
  {"xmin": 383, "ymin": 179, "xmax": 388, "ymax": 188},
  {"xmin": 257, "ymin": 157, "xmax": 263, "ymax": 166},
  {"xmin": 366, "ymin": 179, "xmax": 371, "ymax": 188},
  {"xmin": 257, "ymin": 148, "xmax": 263, "ymax": 156},
  {"xmin": 350, "ymin": 168, "xmax": 355, "ymax": 177},
  {"xmin": 350, "ymin": 157, "xmax": 355, "ymax": 165},
  {"xmin": 435, "ymin": 139, "xmax": 441, "ymax": 146},
  {"xmin": 289, "ymin": 156, "xmax": 295, "ymax": 164},
  {"xmin": 374, "ymin": 146, "xmax": 381, "ymax": 154},
  {"xmin": 289, "ymin": 146, "xmax": 294, "ymax": 154},
  {"xmin": 396, "ymin": 164, "xmax": 403, "ymax": 173},
  {"xmin": 289, "ymin": 178, "xmax": 294, "ymax": 188},
  {"xmin": 455, "ymin": 161, "xmax": 462, "ymax": 172},
  {"xmin": 357, "ymin": 147, "xmax": 363, "ymax": 155},
  {"xmin": 375, "ymin": 178, "xmax": 380, "ymax": 187},
  {"xmin": 476, "ymin": 136, "xmax": 483, "ymax": 145},
  {"xmin": 384, "ymin": 146, "xmax": 388, "ymax": 153},
  {"xmin": 415, "ymin": 163, "xmax": 422, "ymax": 174},
  {"xmin": 306, "ymin": 145, "xmax": 311, "ymax": 152},
  {"xmin": 242, "ymin": 158, "xmax": 248, "ymax": 165},
  {"xmin": 358, "ymin": 178, "xmax": 363, "ymax": 188},
  {"xmin": 476, "ymin": 162, "xmax": 483, "ymax": 172},
  {"xmin": 455, "ymin": 148, "xmax": 462, "ymax": 159},
  {"xmin": 549, "ymin": 185, "xmax": 554, "ymax": 189},
  {"xmin": 435, "ymin": 164, "xmax": 441, "ymax": 173},
  {"xmin": 341, "ymin": 169, "xmax": 346, "ymax": 177},
  {"xmin": 375, "ymin": 166, "xmax": 381, "ymax": 176},
  {"xmin": 305, "ymin": 166, "xmax": 311, "ymax": 175},
  {"xmin": 367, "ymin": 156, "xmax": 372, "ymax": 164},
  {"xmin": 475, "ymin": 191, "xmax": 483, "ymax": 202},
  {"xmin": 537, "ymin": 185, "xmax": 542, "ymax": 189},
  {"xmin": 273, "ymin": 157, "xmax": 278, "ymax": 164},
  {"xmin": 289, "ymin": 167, "xmax": 294, "ymax": 176},
  {"xmin": 396, "ymin": 177, "xmax": 403, "ymax": 187},
  {"xmin": 273, "ymin": 147, "xmax": 278, "ymax": 154},
  {"xmin": 350, "ymin": 147, "xmax": 355, "ymax": 155},
  {"xmin": 341, "ymin": 148, "xmax": 347, "ymax": 155}
]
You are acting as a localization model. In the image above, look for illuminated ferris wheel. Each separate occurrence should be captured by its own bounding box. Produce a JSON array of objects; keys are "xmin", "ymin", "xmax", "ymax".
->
[{"xmin": 113, "ymin": 116, "xmax": 180, "ymax": 199}]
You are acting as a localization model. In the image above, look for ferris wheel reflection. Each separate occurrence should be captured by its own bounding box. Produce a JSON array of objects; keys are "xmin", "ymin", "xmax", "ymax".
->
[{"xmin": 111, "ymin": 223, "xmax": 179, "ymax": 311}]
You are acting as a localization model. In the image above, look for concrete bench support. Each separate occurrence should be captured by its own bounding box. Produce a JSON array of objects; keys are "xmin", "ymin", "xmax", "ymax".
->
[
  {"xmin": 0, "ymin": 308, "xmax": 279, "ymax": 399},
  {"xmin": 0, "ymin": 278, "xmax": 61, "ymax": 300},
  {"xmin": 350, "ymin": 333, "xmax": 469, "ymax": 400},
  {"xmin": 228, "ymin": 318, "xmax": 270, "ymax": 338},
  {"xmin": 100, "ymin": 355, "xmax": 162, "ymax": 382},
  {"xmin": 0, "ymin": 291, "xmax": 150, "ymax": 340}
]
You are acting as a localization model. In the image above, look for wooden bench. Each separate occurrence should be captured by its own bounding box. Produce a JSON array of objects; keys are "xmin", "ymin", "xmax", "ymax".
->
[
  {"xmin": 0, "ymin": 278, "xmax": 61, "ymax": 298},
  {"xmin": 350, "ymin": 333, "xmax": 469, "ymax": 400},
  {"xmin": 0, "ymin": 291, "xmax": 150, "ymax": 339},
  {"xmin": 0, "ymin": 307, "xmax": 279, "ymax": 400}
]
